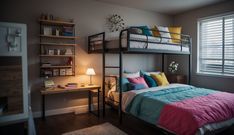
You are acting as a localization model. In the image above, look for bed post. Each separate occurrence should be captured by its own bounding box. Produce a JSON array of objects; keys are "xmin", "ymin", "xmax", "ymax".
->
[
  {"xmin": 119, "ymin": 30, "xmax": 124, "ymax": 124},
  {"xmin": 102, "ymin": 33, "xmax": 106, "ymax": 117},
  {"xmin": 188, "ymin": 38, "xmax": 192, "ymax": 85},
  {"xmin": 162, "ymin": 53, "xmax": 165, "ymax": 72}
]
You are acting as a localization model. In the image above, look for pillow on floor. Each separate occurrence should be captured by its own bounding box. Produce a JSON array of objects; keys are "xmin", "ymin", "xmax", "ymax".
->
[
  {"xmin": 127, "ymin": 77, "xmax": 149, "ymax": 88},
  {"xmin": 151, "ymin": 72, "xmax": 169, "ymax": 86},
  {"xmin": 143, "ymin": 74, "xmax": 158, "ymax": 87},
  {"xmin": 157, "ymin": 26, "xmax": 172, "ymax": 43},
  {"xmin": 168, "ymin": 26, "xmax": 182, "ymax": 44}
]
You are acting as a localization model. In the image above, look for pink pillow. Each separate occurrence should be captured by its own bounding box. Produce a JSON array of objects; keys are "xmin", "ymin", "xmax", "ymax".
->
[{"xmin": 127, "ymin": 77, "xmax": 149, "ymax": 88}]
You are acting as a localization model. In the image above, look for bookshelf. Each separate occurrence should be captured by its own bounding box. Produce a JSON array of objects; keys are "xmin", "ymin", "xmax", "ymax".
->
[{"xmin": 39, "ymin": 17, "xmax": 77, "ymax": 77}]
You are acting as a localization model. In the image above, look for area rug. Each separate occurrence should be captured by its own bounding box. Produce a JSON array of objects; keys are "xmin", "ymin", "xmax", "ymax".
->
[{"xmin": 62, "ymin": 122, "xmax": 128, "ymax": 135}]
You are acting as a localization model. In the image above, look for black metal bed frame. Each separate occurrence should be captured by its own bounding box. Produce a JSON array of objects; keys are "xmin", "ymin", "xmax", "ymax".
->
[{"xmin": 88, "ymin": 27, "xmax": 192, "ymax": 134}]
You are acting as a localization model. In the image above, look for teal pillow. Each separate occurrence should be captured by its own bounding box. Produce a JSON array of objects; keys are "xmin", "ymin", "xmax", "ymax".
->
[
  {"xmin": 121, "ymin": 77, "xmax": 129, "ymax": 92},
  {"xmin": 139, "ymin": 26, "xmax": 152, "ymax": 36},
  {"xmin": 140, "ymin": 70, "xmax": 147, "ymax": 76},
  {"xmin": 143, "ymin": 74, "xmax": 157, "ymax": 87}
]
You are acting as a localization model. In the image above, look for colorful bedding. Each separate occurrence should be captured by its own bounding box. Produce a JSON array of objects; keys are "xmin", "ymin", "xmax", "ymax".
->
[{"xmin": 123, "ymin": 84, "xmax": 234, "ymax": 135}]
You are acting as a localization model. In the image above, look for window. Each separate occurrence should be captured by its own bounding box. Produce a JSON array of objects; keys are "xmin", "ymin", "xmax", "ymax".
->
[{"xmin": 198, "ymin": 14, "xmax": 234, "ymax": 76}]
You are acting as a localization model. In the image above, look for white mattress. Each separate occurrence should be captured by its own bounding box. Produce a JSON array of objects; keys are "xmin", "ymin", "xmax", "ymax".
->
[
  {"xmin": 90, "ymin": 33, "xmax": 190, "ymax": 52},
  {"xmin": 107, "ymin": 84, "xmax": 234, "ymax": 135}
]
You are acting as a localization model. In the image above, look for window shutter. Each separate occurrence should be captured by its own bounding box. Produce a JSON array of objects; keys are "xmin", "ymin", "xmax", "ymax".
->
[
  {"xmin": 198, "ymin": 14, "xmax": 234, "ymax": 76},
  {"xmin": 224, "ymin": 16, "xmax": 234, "ymax": 74}
]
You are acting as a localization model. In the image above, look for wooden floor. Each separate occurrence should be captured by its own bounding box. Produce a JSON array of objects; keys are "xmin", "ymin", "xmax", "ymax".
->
[
  {"xmin": 35, "ymin": 109, "xmax": 234, "ymax": 135},
  {"xmin": 1, "ymin": 109, "xmax": 234, "ymax": 135},
  {"xmin": 35, "ymin": 109, "xmax": 165, "ymax": 135}
]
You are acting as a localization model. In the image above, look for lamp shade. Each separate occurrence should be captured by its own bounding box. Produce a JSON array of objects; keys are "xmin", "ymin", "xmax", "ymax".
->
[{"xmin": 86, "ymin": 68, "xmax": 96, "ymax": 75}]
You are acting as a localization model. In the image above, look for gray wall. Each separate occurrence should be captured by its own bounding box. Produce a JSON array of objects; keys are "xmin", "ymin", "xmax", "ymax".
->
[
  {"xmin": 0, "ymin": 0, "xmax": 172, "ymax": 112},
  {"xmin": 169, "ymin": 0, "xmax": 234, "ymax": 92}
]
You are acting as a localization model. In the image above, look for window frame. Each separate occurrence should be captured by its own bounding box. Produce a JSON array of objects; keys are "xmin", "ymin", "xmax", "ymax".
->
[{"xmin": 197, "ymin": 12, "xmax": 234, "ymax": 78}]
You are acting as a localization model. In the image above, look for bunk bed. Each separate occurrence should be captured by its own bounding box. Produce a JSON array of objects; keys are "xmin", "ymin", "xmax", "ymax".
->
[{"xmin": 88, "ymin": 27, "xmax": 234, "ymax": 135}]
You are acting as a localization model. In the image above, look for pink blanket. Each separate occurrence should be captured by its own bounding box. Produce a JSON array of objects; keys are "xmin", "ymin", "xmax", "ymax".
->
[{"xmin": 158, "ymin": 92, "xmax": 234, "ymax": 135}]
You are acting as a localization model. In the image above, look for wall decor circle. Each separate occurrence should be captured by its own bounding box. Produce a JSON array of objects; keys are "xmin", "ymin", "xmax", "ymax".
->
[{"xmin": 107, "ymin": 14, "xmax": 125, "ymax": 32}]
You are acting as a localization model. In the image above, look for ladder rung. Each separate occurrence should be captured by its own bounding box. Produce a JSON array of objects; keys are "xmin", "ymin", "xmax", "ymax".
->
[{"xmin": 105, "ymin": 66, "xmax": 120, "ymax": 68}]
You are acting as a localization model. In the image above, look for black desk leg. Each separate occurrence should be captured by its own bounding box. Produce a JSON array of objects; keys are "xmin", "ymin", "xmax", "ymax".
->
[
  {"xmin": 42, "ymin": 95, "xmax": 45, "ymax": 120},
  {"xmin": 88, "ymin": 90, "xmax": 91, "ymax": 113},
  {"xmin": 97, "ymin": 88, "xmax": 100, "ymax": 117}
]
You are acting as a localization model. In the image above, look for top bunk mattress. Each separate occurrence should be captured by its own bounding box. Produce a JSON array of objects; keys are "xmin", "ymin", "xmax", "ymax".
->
[{"xmin": 90, "ymin": 33, "xmax": 190, "ymax": 53}]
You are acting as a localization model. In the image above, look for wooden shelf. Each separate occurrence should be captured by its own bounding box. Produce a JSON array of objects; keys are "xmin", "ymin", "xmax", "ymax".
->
[
  {"xmin": 39, "ymin": 19, "xmax": 75, "ymax": 26},
  {"xmin": 40, "ymin": 65, "xmax": 72, "ymax": 68},
  {"xmin": 40, "ymin": 55, "xmax": 75, "ymax": 57},
  {"xmin": 40, "ymin": 42, "xmax": 77, "ymax": 46},
  {"xmin": 40, "ymin": 35, "xmax": 78, "ymax": 39}
]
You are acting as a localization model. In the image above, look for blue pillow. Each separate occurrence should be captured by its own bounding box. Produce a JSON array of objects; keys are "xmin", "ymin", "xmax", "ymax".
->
[
  {"xmin": 143, "ymin": 74, "xmax": 158, "ymax": 87},
  {"xmin": 139, "ymin": 26, "xmax": 152, "ymax": 36},
  {"xmin": 121, "ymin": 78, "xmax": 129, "ymax": 92},
  {"xmin": 127, "ymin": 83, "xmax": 146, "ymax": 90}
]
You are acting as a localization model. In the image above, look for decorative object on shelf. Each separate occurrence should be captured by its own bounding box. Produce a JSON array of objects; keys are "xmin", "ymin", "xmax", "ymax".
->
[
  {"xmin": 66, "ymin": 68, "xmax": 73, "ymax": 75},
  {"xmin": 67, "ymin": 57, "xmax": 73, "ymax": 65},
  {"xmin": 86, "ymin": 68, "xmax": 96, "ymax": 86},
  {"xmin": 168, "ymin": 61, "xmax": 179, "ymax": 74},
  {"xmin": 53, "ymin": 69, "xmax": 59, "ymax": 76},
  {"xmin": 65, "ymin": 48, "xmax": 73, "ymax": 55},
  {"xmin": 60, "ymin": 69, "xmax": 66, "ymax": 76},
  {"xmin": 54, "ymin": 49, "xmax": 60, "ymax": 55},
  {"xmin": 48, "ymin": 49, "xmax": 54, "ymax": 55},
  {"xmin": 43, "ymin": 26, "xmax": 52, "ymax": 35},
  {"xmin": 44, "ymin": 70, "xmax": 53, "ymax": 77},
  {"xmin": 107, "ymin": 14, "xmax": 125, "ymax": 32}
]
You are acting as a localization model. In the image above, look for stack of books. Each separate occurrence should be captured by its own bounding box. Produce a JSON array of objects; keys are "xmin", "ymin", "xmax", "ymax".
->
[
  {"xmin": 66, "ymin": 83, "xmax": 78, "ymax": 88},
  {"xmin": 63, "ymin": 27, "xmax": 74, "ymax": 36}
]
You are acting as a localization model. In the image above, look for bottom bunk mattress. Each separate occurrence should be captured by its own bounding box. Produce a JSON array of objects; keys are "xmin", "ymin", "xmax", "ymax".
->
[{"xmin": 121, "ymin": 84, "xmax": 234, "ymax": 135}]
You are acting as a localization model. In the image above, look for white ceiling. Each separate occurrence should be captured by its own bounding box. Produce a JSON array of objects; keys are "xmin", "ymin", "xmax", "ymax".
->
[{"xmin": 95, "ymin": 0, "xmax": 228, "ymax": 15}]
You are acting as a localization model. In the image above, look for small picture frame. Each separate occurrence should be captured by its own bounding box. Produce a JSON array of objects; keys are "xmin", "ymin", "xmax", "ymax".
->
[
  {"xmin": 60, "ymin": 69, "xmax": 66, "ymax": 76},
  {"xmin": 48, "ymin": 49, "xmax": 54, "ymax": 55},
  {"xmin": 66, "ymin": 68, "xmax": 73, "ymax": 76},
  {"xmin": 43, "ymin": 26, "xmax": 52, "ymax": 35},
  {"xmin": 53, "ymin": 69, "xmax": 59, "ymax": 76}
]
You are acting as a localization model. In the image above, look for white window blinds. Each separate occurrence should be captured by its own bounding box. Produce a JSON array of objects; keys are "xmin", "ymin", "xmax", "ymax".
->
[{"xmin": 198, "ymin": 14, "xmax": 234, "ymax": 76}]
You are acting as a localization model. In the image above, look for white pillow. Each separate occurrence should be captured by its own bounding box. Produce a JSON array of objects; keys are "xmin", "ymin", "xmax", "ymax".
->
[
  {"xmin": 144, "ymin": 71, "xmax": 160, "ymax": 76},
  {"xmin": 157, "ymin": 26, "xmax": 171, "ymax": 43},
  {"xmin": 123, "ymin": 71, "xmax": 140, "ymax": 78}
]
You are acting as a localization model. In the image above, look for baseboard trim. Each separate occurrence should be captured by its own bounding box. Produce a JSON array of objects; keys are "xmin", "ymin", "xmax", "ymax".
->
[{"xmin": 33, "ymin": 104, "xmax": 98, "ymax": 118}]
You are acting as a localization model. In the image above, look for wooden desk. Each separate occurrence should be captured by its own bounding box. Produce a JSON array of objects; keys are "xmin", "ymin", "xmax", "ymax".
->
[{"xmin": 40, "ymin": 85, "xmax": 101, "ymax": 119}]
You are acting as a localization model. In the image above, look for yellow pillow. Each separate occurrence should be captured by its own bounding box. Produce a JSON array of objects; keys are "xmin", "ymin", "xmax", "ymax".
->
[
  {"xmin": 151, "ymin": 72, "xmax": 169, "ymax": 86},
  {"xmin": 168, "ymin": 27, "xmax": 182, "ymax": 44},
  {"xmin": 152, "ymin": 26, "xmax": 160, "ymax": 37}
]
